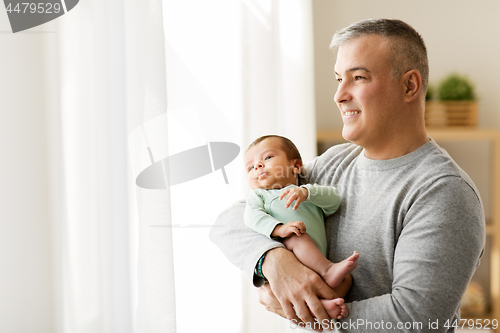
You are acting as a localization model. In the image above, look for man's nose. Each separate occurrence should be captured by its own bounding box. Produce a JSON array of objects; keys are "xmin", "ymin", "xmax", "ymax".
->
[{"xmin": 334, "ymin": 82, "xmax": 352, "ymax": 104}]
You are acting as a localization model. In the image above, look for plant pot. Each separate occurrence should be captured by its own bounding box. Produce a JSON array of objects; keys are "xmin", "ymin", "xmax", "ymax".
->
[{"xmin": 425, "ymin": 101, "xmax": 478, "ymax": 127}]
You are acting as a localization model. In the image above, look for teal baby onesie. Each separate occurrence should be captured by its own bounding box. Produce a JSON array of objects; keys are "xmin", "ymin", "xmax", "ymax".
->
[{"xmin": 244, "ymin": 184, "xmax": 341, "ymax": 255}]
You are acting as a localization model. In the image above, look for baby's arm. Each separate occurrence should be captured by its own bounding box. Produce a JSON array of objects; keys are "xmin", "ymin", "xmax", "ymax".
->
[
  {"xmin": 279, "ymin": 185, "xmax": 340, "ymax": 216},
  {"xmin": 244, "ymin": 190, "xmax": 288, "ymax": 237},
  {"xmin": 301, "ymin": 184, "xmax": 341, "ymax": 216},
  {"xmin": 245, "ymin": 190, "xmax": 307, "ymax": 239}
]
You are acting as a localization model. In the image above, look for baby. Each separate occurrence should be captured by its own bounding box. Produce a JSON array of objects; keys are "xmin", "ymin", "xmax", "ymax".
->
[{"xmin": 244, "ymin": 135, "xmax": 359, "ymax": 320}]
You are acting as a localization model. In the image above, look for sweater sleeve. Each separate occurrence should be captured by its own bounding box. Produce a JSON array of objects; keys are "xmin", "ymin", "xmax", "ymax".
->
[
  {"xmin": 209, "ymin": 200, "xmax": 285, "ymax": 287},
  {"xmin": 244, "ymin": 190, "xmax": 284, "ymax": 237},
  {"xmin": 339, "ymin": 176, "xmax": 485, "ymax": 332},
  {"xmin": 301, "ymin": 184, "xmax": 341, "ymax": 216}
]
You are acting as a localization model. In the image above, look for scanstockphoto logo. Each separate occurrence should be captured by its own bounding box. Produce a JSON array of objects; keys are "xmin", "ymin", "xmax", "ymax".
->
[{"xmin": 4, "ymin": 0, "xmax": 79, "ymax": 33}]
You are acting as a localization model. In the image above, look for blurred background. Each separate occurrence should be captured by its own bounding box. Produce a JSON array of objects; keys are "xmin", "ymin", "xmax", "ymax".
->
[{"xmin": 0, "ymin": 0, "xmax": 498, "ymax": 332}]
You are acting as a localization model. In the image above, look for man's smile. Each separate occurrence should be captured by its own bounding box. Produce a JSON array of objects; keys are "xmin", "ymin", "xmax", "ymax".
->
[{"xmin": 343, "ymin": 110, "xmax": 361, "ymax": 117}]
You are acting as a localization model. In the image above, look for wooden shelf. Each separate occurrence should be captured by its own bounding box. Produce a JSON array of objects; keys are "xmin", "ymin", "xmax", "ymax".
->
[
  {"xmin": 463, "ymin": 311, "xmax": 494, "ymax": 321},
  {"xmin": 317, "ymin": 128, "xmax": 500, "ymax": 330},
  {"xmin": 487, "ymin": 223, "xmax": 495, "ymax": 235}
]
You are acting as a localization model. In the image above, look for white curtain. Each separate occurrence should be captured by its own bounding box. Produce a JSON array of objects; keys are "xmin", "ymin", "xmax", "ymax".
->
[
  {"xmin": 53, "ymin": 0, "xmax": 175, "ymax": 332},
  {"xmin": 241, "ymin": 0, "xmax": 317, "ymax": 161},
  {"xmin": 50, "ymin": 0, "xmax": 315, "ymax": 332}
]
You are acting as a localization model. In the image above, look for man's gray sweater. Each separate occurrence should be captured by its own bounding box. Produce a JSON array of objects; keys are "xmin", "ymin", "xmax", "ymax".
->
[{"xmin": 210, "ymin": 139, "xmax": 485, "ymax": 332}]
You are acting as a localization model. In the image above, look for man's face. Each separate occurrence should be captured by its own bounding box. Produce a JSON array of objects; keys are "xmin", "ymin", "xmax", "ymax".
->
[
  {"xmin": 334, "ymin": 35, "xmax": 405, "ymax": 149},
  {"xmin": 244, "ymin": 138, "xmax": 300, "ymax": 190}
]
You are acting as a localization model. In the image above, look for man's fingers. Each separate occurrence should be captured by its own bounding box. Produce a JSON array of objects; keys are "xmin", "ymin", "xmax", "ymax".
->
[
  {"xmin": 293, "ymin": 302, "xmax": 316, "ymax": 330},
  {"xmin": 306, "ymin": 297, "xmax": 332, "ymax": 331},
  {"xmin": 282, "ymin": 301, "xmax": 301, "ymax": 324},
  {"xmin": 262, "ymin": 248, "xmax": 333, "ymax": 332},
  {"xmin": 276, "ymin": 290, "xmax": 318, "ymax": 332},
  {"xmin": 257, "ymin": 284, "xmax": 287, "ymax": 319},
  {"xmin": 294, "ymin": 301, "xmax": 324, "ymax": 333},
  {"xmin": 304, "ymin": 275, "xmax": 338, "ymax": 330}
]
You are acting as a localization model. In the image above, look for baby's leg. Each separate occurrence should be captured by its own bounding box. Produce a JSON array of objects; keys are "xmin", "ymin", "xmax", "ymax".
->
[
  {"xmin": 283, "ymin": 233, "xmax": 359, "ymax": 289},
  {"xmin": 321, "ymin": 298, "xmax": 348, "ymax": 320},
  {"xmin": 334, "ymin": 273, "xmax": 352, "ymax": 299}
]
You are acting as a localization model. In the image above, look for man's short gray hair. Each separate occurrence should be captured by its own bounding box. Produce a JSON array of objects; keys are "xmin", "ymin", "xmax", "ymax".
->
[{"xmin": 330, "ymin": 19, "xmax": 429, "ymax": 95}]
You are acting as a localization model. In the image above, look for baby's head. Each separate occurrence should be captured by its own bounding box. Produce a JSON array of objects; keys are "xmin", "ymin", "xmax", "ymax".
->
[{"xmin": 244, "ymin": 135, "xmax": 303, "ymax": 190}]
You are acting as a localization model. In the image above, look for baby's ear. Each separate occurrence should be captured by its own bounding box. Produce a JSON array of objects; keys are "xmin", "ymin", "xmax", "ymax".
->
[{"xmin": 293, "ymin": 159, "xmax": 303, "ymax": 174}]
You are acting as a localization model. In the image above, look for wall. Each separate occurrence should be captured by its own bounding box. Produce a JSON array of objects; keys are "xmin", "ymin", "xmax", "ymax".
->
[
  {"xmin": 313, "ymin": 0, "xmax": 500, "ymax": 130},
  {"xmin": 0, "ymin": 9, "xmax": 55, "ymax": 333}
]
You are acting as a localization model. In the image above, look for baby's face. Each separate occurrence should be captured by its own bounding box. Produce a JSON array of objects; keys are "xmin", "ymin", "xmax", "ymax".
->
[{"xmin": 244, "ymin": 138, "xmax": 301, "ymax": 190}]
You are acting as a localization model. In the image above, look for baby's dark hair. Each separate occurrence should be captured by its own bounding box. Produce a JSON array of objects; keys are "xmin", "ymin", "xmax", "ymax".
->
[{"xmin": 246, "ymin": 135, "xmax": 302, "ymax": 162}]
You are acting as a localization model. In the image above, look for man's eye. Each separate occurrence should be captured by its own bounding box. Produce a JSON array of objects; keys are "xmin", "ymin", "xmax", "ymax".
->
[
  {"xmin": 355, "ymin": 76, "xmax": 365, "ymax": 80},
  {"xmin": 336, "ymin": 78, "xmax": 342, "ymax": 83}
]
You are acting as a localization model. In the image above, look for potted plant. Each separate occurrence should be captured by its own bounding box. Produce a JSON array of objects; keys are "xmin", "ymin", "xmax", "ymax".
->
[
  {"xmin": 438, "ymin": 73, "xmax": 476, "ymax": 101},
  {"xmin": 435, "ymin": 73, "xmax": 478, "ymax": 127}
]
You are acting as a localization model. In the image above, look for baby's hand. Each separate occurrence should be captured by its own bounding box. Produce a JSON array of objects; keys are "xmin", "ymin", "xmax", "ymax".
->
[
  {"xmin": 271, "ymin": 221, "xmax": 306, "ymax": 238},
  {"xmin": 279, "ymin": 186, "xmax": 308, "ymax": 210}
]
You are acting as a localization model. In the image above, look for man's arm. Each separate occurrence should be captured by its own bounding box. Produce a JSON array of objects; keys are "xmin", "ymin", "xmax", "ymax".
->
[{"xmin": 209, "ymin": 200, "xmax": 284, "ymax": 286}]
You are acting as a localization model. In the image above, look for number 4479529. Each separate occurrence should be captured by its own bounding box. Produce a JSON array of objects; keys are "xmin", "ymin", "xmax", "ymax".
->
[
  {"xmin": 445, "ymin": 318, "xmax": 498, "ymax": 330},
  {"xmin": 5, "ymin": 3, "xmax": 62, "ymax": 14}
]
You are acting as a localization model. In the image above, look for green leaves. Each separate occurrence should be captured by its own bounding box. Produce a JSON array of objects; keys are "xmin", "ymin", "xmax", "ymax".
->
[{"xmin": 437, "ymin": 74, "xmax": 476, "ymax": 101}]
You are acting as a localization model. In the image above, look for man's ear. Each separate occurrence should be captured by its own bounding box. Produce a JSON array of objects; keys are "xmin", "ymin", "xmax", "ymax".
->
[
  {"xmin": 402, "ymin": 69, "xmax": 422, "ymax": 102},
  {"xmin": 293, "ymin": 159, "xmax": 303, "ymax": 174}
]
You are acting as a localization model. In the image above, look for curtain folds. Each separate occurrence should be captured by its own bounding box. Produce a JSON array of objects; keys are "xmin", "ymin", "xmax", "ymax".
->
[
  {"xmin": 241, "ymin": 0, "xmax": 316, "ymax": 332},
  {"xmin": 54, "ymin": 0, "xmax": 175, "ymax": 332},
  {"xmin": 242, "ymin": 0, "xmax": 317, "ymax": 161}
]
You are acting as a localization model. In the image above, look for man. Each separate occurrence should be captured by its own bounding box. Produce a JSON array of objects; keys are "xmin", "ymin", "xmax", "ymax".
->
[{"xmin": 210, "ymin": 19, "xmax": 484, "ymax": 332}]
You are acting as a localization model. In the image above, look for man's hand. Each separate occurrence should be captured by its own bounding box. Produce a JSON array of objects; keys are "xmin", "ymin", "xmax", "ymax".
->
[
  {"xmin": 280, "ymin": 186, "xmax": 308, "ymax": 210},
  {"xmin": 271, "ymin": 221, "xmax": 306, "ymax": 238},
  {"xmin": 257, "ymin": 283, "xmax": 286, "ymax": 317},
  {"xmin": 261, "ymin": 248, "xmax": 336, "ymax": 332}
]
